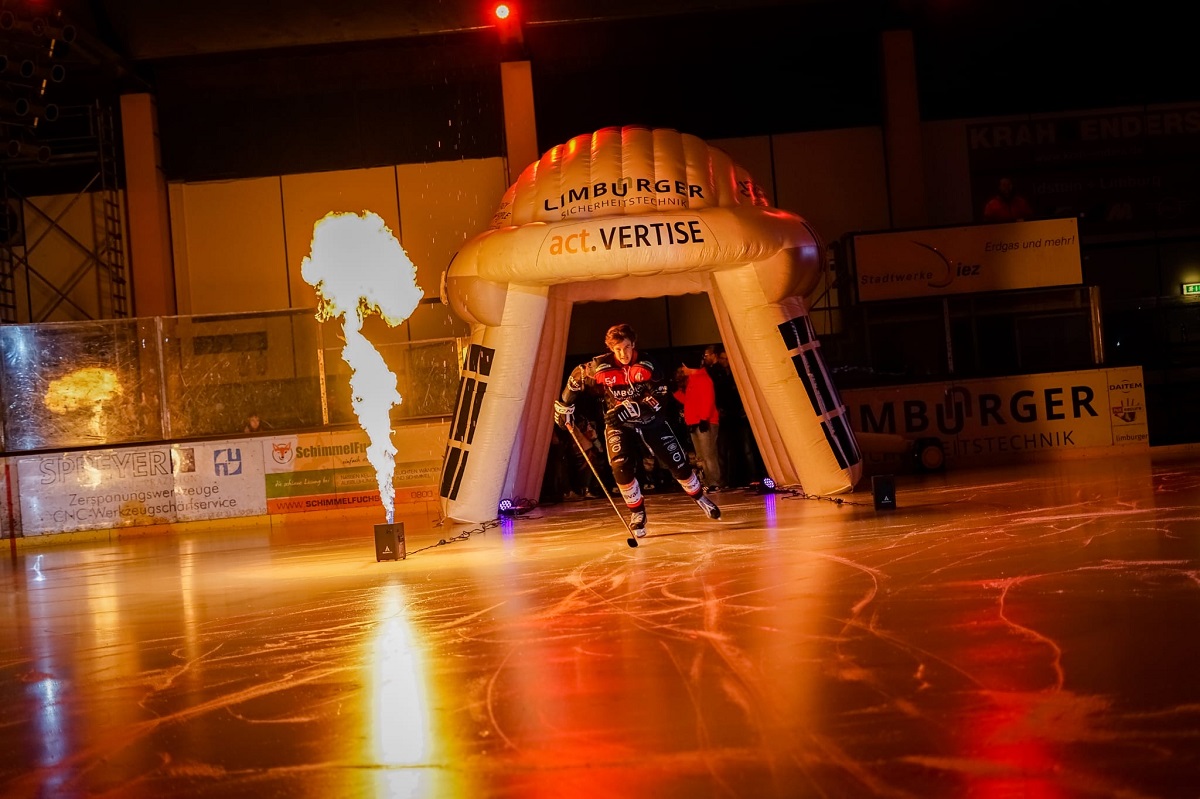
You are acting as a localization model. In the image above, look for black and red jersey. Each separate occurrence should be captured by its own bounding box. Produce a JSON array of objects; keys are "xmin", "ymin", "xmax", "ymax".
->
[{"xmin": 563, "ymin": 352, "xmax": 670, "ymax": 425}]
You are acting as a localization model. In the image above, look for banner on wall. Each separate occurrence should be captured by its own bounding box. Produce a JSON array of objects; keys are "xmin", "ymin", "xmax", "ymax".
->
[
  {"xmin": 967, "ymin": 105, "xmax": 1200, "ymax": 236},
  {"xmin": 15, "ymin": 441, "xmax": 267, "ymax": 535},
  {"xmin": 263, "ymin": 426, "xmax": 443, "ymax": 514},
  {"xmin": 842, "ymin": 366, "xmax": 1148, "ymax": 467},
  {"xmin": 851, "ymin": 218, "xmax": 1082, "ymax": 302}
]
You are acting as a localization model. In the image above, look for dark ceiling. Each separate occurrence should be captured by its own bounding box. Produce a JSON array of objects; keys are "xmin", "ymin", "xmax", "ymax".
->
[
  {"xmin": 18, "ymin": 0, "xmax": 1187, "ymax": 104},
  {"xmin": 2, "ymin": 0, "xmax": 1192, "ymax": 188},
  {"xmin": 5, "ymin": 0, "xmax": 898, "ymax": 186},
  {"xmin": 58, "ymin": 0, "xmax": 836, "ymax": 61},
  {"xmin": 8, "ymin": 0, "xmax": 896, "ymax": 110}
]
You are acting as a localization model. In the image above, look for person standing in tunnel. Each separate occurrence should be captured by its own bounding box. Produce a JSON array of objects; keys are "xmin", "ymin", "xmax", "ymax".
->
[
  {"xmin": 680, "ymin": 359, "xmax": 723, "ymax": 491},
  {"xmin": 704, "ymin": 343, "xmax": 763, "ymax": 487},
  {"xmin": 554, "ymin": 323, "xmax": 720, "ymax": 537}
]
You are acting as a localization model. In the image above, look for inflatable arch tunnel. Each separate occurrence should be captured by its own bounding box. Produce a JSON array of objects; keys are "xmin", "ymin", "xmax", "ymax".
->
[{"xmin": 439, "ymin": 126, "xmax": 861, "ymax": 523}]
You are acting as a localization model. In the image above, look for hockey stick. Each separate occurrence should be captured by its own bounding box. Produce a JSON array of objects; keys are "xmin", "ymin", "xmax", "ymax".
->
[{"xmin": 565, "ymin": 424, "xmax": 640, "ymax": 548}]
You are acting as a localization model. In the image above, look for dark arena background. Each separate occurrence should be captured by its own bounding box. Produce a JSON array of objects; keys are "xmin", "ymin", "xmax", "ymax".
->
[{"xmin": 2, "ymin": 1, "xmax": 1199, "ymax": 796}]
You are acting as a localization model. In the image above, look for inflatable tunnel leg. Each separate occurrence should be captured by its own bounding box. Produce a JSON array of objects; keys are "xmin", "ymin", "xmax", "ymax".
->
[
  {"xmin": 499, "ymin": 289, "xmax": 574, "ymax": 507},
  {"xmin": 440, "ymin": 284, "xmax": 549, "ymax": 522},
  {"xmin": 711, "ymin": 264, "xmax": 861, "ymax": 495}
]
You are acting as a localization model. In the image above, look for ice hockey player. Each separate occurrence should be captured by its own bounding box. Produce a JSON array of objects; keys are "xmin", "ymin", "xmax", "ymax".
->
[{"xmin": 554, "ymin": 322, "xmax": 720, "ymax": 537}]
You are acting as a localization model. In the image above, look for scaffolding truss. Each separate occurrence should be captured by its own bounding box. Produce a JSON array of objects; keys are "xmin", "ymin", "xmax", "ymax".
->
[{"xmin": 0, "ymin": 101, "xmax": 128, "ymax": 323}]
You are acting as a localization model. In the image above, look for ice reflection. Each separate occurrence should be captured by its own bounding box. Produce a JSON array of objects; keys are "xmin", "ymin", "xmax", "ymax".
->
[
  {"xmin": 960, "ymin": 692, "xmax": 1072, "ymax": 799},
  {"xmin": 369, "ymin": 582, "xmax": 437, "ymax": 798},
  {"xmin": 30, "ymin": 678, "xmax": 67, "ymax": 774},
  {"xmin": 24, "ymin": 553, "xmax": 72, "ymax": 796},
  {"xmin": 762, "ymin": 492, "xmax": 777, "ymax": 528},
  {"xmin": 1, "ymin": 457, "xmax": 1196, "ymax": 797},
  {"xmin": 179, "ymin": 539, "xmax": 201, "ymax": 665}
]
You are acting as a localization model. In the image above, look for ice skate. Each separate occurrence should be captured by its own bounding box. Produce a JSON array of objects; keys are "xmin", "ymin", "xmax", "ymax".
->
[
  {"xmin": 630, "ymin": 507, "xmax": 648, "ymax": 537},
  {"xmin": 695, "ymin": 493, "xmax": 721, "ymax": 520}
]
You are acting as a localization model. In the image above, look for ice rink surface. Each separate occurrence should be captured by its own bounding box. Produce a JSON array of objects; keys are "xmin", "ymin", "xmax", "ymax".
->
[{"xmin": 3, "ymin": 449, "xmax": 1199, "ymax": 798}]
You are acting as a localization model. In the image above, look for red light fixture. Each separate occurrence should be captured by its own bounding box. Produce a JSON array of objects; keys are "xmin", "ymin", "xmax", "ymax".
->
[{"xmin": 490, "ymin": 0, "xmax": 525, "ymax": 55}]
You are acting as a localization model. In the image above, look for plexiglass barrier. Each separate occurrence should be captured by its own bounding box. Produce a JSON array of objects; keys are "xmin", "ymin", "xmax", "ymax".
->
[
  {"xmin": 322, "ymin": 337, "xmax": 467, "ymax": 426},
  {"xmin": 0, "ymin": 308, "xmax": 465, "ymax": 453},
  {"xmin": 0, "ymin": 318, "xmax": 165, "ymax": 451},
  {"xmin": 159, "ymin": 311, "xmax": 325, "ymax": 439}
]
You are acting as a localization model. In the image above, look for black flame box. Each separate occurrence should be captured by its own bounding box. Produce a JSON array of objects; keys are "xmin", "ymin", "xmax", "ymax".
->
[
  {"xmin": 871, "ymin": 474, "xmax": 896, "ymax": 511},
  {"xmin": 374, "ymin": 523, "xmax": 406, "ymax": 561}
]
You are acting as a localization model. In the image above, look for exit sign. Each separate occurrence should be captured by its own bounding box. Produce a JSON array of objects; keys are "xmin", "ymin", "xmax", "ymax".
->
[{"xmin": 1185, "ymin": 282, "xmax": 1200, "ymax": 295}]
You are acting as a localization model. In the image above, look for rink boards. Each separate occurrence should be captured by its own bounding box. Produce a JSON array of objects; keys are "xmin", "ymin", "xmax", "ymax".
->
[
  {"xmin": 3, "ymin": 423, "xmax": 445, "ymax": 537},
  {"xmin": 1, "ymin": 366, "xmax": 1153, "ymax": 539}
]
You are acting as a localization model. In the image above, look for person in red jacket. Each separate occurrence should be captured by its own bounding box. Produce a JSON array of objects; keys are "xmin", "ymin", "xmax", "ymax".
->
[
  {"xmin": 982, "ymin": 177, "xmax": 1034, "ymax": 222},
  {"xmin": 554, "ymin": 323, "xmax": 720, "ymax": 537},
  {"xmin": 681, "ymin": 361, "xmax": 723, "ymax": 491}
]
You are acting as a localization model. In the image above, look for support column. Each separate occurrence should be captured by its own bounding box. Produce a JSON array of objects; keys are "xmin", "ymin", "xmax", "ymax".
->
[
  {"xmin": 881, "ymin": 29, "xmax": 928, "ymax": 230},
  {"xmin": 500, "ymin": 60, "xmax": 539, "ymax": 185},
  {"xmin": 119, "ymin": 93, "xmax": 176, "ymax": 316}
]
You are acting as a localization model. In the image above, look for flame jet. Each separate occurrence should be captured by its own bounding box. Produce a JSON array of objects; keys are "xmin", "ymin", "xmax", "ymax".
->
[{"xmin": 301, "ymin": 211, "xmax": 424, "ymax": 524}]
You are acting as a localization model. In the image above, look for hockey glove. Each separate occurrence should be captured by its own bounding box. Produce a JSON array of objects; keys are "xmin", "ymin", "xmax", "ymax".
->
[
  {"xmin": 607, "ymin": 399, "xmax": 642, "ymax": 425},
  {"xmin": 553, "ymin": 401, "xmax": 575, "ymax": 430}
]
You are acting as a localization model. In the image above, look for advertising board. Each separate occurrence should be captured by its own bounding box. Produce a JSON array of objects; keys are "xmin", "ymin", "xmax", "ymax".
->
[
  {"xmin": 16, "ymin": 441, "xmax": 267, "ymax": 535},
  {"xmin": 842, "ymin": 366, "xmax": 1148, "ymax": 469},
  {"xmin": 852, "ymin": 218, "xmax": 1082, "ymax": 302},
  {"xmin": 262, "ymin": 424, "xmax": 445, "ymax": 514}
]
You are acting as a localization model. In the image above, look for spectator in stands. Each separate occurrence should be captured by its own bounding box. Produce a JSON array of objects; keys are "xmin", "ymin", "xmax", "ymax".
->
[
  {"xmin": 982, "ymin": 177, "xmax": 1034, "ymax": 222},
  {"xmin": 243, "ymin": 413, "xmax": 265, "ymax": 433}
]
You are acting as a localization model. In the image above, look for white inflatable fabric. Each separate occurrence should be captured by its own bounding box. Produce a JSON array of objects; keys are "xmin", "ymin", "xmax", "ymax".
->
[{"xmin": 440, "ymin": 126, "xmax": 861, "ymax": 523}]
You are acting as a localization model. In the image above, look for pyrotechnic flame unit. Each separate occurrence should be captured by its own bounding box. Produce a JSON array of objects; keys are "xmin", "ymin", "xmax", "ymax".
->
[
  {"xmin": 374, "ymin": 523, "xmax": 406, "ymax": 561},
  {"xmin": 872, "ymin": 474, "xmax": 896, "ymax": 510},
  {"xmin": 300, "ymin": 210, "xmax": 424, "ymax": 560}
]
